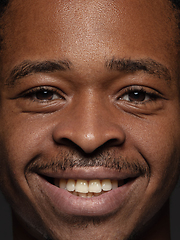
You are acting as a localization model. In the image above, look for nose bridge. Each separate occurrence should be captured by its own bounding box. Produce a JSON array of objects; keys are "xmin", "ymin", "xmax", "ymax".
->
[
  {"xmin": 76, "ymin": 89, "xmax": 104, "ymax": 133},
  {"xmin": 53, "ymin": 89, "xmax": 126, "ymax": 153}
]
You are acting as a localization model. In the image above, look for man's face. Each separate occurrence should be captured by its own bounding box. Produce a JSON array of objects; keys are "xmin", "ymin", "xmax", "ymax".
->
[{"xmin": 0, "ymin": 0, "xmax": 180, "ymax": 239}]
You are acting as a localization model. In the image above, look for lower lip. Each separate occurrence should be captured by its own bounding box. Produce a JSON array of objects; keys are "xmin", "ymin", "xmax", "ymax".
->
[{"xmin": 37, "ymin": 176, "xmax": 137, "ymax": 216}]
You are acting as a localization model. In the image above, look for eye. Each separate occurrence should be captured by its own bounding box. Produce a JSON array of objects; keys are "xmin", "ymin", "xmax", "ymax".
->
[
  {"xmin": 33, "ymin": 89, "xmax": 58, "ymax": 101},
  {"xmin": 24, "ymin": 87, "xmax": 65, "ymax": 101},
  {"xmin": 122, "ymin": 90, "xmax": 149, "ymax": 102},
  {"xmin": 119, "ymin": 87, "xmax": 158, "ymax": 103}
]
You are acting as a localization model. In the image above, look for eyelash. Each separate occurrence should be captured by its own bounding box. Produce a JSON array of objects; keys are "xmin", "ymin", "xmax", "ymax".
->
[
  {"xmin": 118, "ymin": 86, "xmax": 160, "ymax": 104},
  {"xmin": 21, "ymin": 85, "xmax": 160, "ymax": 106},
  {"xmin": 22, "ymin": 86, "xmax": 65, "ymax": 102}
]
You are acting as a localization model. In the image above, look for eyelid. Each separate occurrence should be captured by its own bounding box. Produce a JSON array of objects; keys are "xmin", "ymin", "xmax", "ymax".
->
[
  {"xmin": 21, "ymin": 86, "xmax": 66, "ymax": 101},
  {"xmin": 117, "ymin": 85, "xmax": 161, "ymax": 103}
]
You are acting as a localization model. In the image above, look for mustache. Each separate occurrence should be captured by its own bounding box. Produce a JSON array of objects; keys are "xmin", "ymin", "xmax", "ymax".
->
[{"xmin": 27, "ymin": 150, "xmax": 150, "ymax": 177}]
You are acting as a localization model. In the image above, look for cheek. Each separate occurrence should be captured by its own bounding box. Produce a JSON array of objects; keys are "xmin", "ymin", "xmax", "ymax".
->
[
  {"xmin": 0, "ymin": 114, "xmax": 52, "ymax": 189},
  {"xmin": 0, "ymin": 114, "xmax": 54, "ymax": 236},
  {"xmin": 131, "ymin": 117, "xmax": 180, "ymax": 189}
]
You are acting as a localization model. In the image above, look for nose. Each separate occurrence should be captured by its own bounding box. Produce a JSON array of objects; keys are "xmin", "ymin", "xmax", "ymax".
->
[{"xmin": 52, "ymin": 93, "xmax": 126, "ymax": 154}]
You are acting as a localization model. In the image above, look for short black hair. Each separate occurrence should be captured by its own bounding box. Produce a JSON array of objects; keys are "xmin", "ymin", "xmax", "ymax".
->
[
  {"xmin": 0, "ymin": 0, "xmax": 9, "ymax": 18},
  {"xmin": 171, "ymin": 0, "xmax": 180, "ymax": 8},
  {"xmin": 0, "ymin": 0, "xmax": 9, "ymax": 50}
]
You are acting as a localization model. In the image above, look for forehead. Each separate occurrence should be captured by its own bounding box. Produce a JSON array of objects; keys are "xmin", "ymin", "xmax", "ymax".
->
[{"xmin": 0, "ymin": 0, "xmax": 179, "ymax": 79}]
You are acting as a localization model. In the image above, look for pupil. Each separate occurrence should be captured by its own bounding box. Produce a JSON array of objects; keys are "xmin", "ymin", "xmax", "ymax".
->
[
  {"xmin": 129, "ymin": 91, "xmax": 145, "ymax": 102},
  {"xmin": 36, "ymin": 90, "xmax": 53, "ymax": 100}
]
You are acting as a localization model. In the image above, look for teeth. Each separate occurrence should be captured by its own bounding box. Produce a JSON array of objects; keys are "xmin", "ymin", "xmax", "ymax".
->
[
  {"xmin": 89, "ymin": 179, "xmax": 102, "ymax": 193},
  {"xmin": 78, "ymin": 193, "xmax": 87, "ymax": 198},
  {"xmin": 66, "ymin": 179, "xmax": 75, "ymax": 192},
  {"xmin": 59, "ymin": 179, "xmax": 67, "ymax": 189},
  {"xmin": 87, "ymin": 192, "xmax": 93, "ymax": 198},
  {"xmin": 102, "ymin": 179, "xmax": 112, "ymax": 191},
  {"xmin": 55, "ymin": 179, "xmax": 120, "ymax": 197},
  {"xmin": 75, "ymin": 180, "xmax": 88, "ymax": 193},
  {"xmin": 112, "ymin": 180, "xmax": 118, "ymax": 189},
  {"xmin": 72, "ymin": 191, "xmax": 78, "ymax": 196},
  {"xmin": 94, "ymin": 192, "xmax": 101, "ymax": 197}
]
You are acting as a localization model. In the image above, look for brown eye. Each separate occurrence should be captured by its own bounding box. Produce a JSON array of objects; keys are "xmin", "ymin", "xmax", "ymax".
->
[
  {"xmin": 120, "ymin": 89, "xmax": 153, "ymax": 103},
  {"xmin": 24, "ymin": 87, "xmax": 64, "ymax": 101},
  {"xmin": 128, "ymin": 91, "xmax": 146, "ymax": 102},
  {"xmin": 35, "ymin": 89, "xmax": 54, "ymax": 100}
]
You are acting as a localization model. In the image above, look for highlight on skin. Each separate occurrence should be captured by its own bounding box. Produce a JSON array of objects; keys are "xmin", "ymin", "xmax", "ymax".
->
[{"xmin": 0, "ymin": 1, "xmax": 180, "ymax": 240}]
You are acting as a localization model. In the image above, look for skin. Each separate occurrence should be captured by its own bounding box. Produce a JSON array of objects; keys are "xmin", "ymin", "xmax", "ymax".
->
[{"xmin": 0, "ymin": 0, "xmax": 180, "ymax": 239}]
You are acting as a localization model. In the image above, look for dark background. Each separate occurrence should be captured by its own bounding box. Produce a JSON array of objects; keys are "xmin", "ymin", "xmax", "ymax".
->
[{"xmin": 0, "ymin": 179, "xmax": 180, "ymax": 239}]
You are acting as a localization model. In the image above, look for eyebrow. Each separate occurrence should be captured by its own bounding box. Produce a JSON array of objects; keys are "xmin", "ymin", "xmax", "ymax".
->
[
  {"xmin": 5, "ymin": 59, "xmax": 72, "ymax": 86},
  {"xmin": 5, "ymin": 57, "xmax": 171, "ymax": 86},
  {"xmin": 105, "ymin": 57, "xmax": 171, "ymax": 81}
]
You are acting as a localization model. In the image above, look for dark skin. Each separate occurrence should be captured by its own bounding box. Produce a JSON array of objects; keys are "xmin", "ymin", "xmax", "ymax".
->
[{"xmin": 0, "ymin": 0, "xmax": 180, "ymax": 239}]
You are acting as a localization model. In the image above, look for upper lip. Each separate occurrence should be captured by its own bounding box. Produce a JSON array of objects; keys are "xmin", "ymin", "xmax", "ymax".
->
[{"xmin": 34, "ymin": 166, "xmax": 142, "ymax": 180}]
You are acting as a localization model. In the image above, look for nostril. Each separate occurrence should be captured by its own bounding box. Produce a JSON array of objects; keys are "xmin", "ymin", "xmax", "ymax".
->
[
  {"xmin": 52, "ymin": 118, "xmax": 126, "ymax": 154},
  {"xmin": 103, "ymin": 138, "xmax": 125, "ymax": 148}
]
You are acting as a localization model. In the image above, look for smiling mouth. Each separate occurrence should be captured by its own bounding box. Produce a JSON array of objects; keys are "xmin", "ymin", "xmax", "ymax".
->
[
  {"xmin": 45, "ymin": 177, "xmax": 132, "ymax": 198},
  {"xmin": 35, "ymin": 169, "xmax": 143, "ymax": 216}
]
